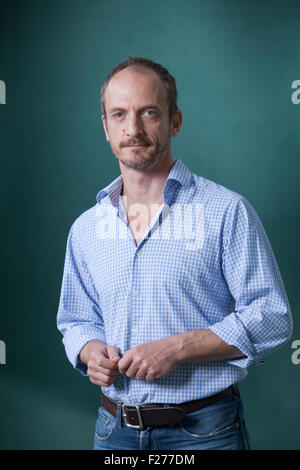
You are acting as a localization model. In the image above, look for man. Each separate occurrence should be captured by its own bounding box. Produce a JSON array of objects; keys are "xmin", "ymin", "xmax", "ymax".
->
[{"xmin": 57, "ymin": 57, "xmax": 293, "ymax": 450}]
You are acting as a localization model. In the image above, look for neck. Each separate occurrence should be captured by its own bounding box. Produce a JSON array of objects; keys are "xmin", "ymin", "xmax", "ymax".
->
[{"xmin": 120, "ymin": 156, "xmax": 175, "ymax": 206}]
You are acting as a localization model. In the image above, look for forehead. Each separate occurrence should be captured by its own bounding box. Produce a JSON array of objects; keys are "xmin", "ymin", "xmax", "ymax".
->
[{"xmin": 105, "ymin": 67, "xmax": 168, "ymax": 109}]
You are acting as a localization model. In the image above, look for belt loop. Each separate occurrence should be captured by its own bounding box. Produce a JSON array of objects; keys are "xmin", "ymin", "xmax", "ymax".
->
[
  {"xmin": 116, "ymin": 401, "xmax": 122, "ymax": 429},
  {"xmin": 232, "ymin": 384, "xmax": 240, "ymax": 402},
  {"xmin": 232, "ymin": 385, "xmax": 242, "ymax": 426}
]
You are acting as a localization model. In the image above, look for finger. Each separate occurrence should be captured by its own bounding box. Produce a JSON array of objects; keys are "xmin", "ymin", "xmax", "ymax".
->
[
  {"xmin": 88, "ymin": 371, "xmax": 117, "ymax": 387},
  {"xmin": 124, "ymin": 362, "xmax": 140, "ymax": 378},
  {"xmin": 136, "ymin": 369, "xmax": 148, "ymax": 381},
  {"xmin": 118, "ymin": 354, "xmax": 133, "ymax": 374},
  {"xmin": 89, "ymin": 363, "xmax": 119, "ymax": 377},
  {"xmin": 145, "ymin": 373, "xmax": 155, "ymax": 382},
  {"xmin": 94, "ymin": 355, "xmax": 119, "ymax": 370},
  {"xmin": 106, "ymin": 345, "xmax": 121, "ymax": 363}
]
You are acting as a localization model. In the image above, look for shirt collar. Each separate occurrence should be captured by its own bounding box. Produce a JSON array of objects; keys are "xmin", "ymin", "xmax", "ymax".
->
[{"xmin": 96, "ymin": 158, "xmax": 193, "ymax": 207}]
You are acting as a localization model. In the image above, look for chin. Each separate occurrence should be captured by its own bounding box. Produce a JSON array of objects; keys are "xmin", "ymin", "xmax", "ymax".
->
[{"xmin": 120, "ymin": 154, "xmax": 157, "ymax": 170}]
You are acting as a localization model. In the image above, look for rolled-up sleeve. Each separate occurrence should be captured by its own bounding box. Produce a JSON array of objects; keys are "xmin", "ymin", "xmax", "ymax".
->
[
  {"xmin": 57, "ymin": 222, "xmax": 106, "ymax": 375},
  {"xmin": 208, "ymin": 196, "xmax": 293, "ymax": 369}
]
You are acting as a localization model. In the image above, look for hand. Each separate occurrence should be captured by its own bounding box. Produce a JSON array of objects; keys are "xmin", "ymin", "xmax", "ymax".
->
[
  {"xmin": 82, "ymin": 341, "xmax": 121, "ymax": 387},
  {"xmin": 118, "ymin": 337, "xmax": 180, "ymax": 382}
]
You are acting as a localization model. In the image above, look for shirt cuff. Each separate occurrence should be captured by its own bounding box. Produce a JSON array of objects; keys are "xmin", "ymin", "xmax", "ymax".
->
[
  {"xmin": 208, "ymin": 315, "xmax": 266, "ymax": 369},
  {"xmin": 62, "ymin": 325, "xmax": 106, "ymax": 376}
]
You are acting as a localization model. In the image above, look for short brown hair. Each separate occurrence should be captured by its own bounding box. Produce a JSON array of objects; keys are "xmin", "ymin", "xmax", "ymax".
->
[{"xmin": 101, "ymin": 57, "xmax": 178, "ymax": 121}]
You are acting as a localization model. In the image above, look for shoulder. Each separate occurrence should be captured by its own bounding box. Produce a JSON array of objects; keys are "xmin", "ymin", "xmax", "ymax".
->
[
  {"xmin": 68, "ymin": 203, "xmax": 99, "ymax": 241},
  {"xmin": 190, "ymin": 171, "xmax": 249, "ymax": 210}
]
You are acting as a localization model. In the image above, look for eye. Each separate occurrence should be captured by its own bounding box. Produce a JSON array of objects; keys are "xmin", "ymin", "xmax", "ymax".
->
[
  {"xmin": 144, "ymin": 110, "xmax": 156, "ymax": 117},
  {"xmin": 113, "ymin": 112, "xmax": 123, "ymax": 119}
]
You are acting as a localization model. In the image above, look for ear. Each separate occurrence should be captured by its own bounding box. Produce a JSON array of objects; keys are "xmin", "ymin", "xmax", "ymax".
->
[
  {"xmin": 101, "ymin": 114, "xmax": 110, "ymax": 142},
  {"xmin": 170, "ymin": 109, "xmax": 182, "ymax": 137}
]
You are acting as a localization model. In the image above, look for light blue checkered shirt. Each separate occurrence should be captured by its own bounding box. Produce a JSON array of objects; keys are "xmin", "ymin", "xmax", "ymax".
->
[{"xmin": 57, "ymin": 158, "xmax": 293, "ymax": 404}]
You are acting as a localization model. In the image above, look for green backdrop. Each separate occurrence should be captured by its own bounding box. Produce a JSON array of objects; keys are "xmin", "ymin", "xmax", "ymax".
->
[{"xmin": 0, "ymin": 0, "xmax": 299, "ymax": 450}]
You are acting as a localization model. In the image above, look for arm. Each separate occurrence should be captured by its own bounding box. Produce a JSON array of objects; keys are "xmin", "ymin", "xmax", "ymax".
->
[
  {"xmin": 175, "ymin": 329, "xmax": 246, "ymax": 363},
  {"xmin": 57, "ymin": 223, "xmax": 108, "ymax": 375},
  {"xmin": 207, "ymin": 196, "xmax": 293, "ymax": 368},
  {"xmin": 117, "ymin": 329, "xmax": 245, "ymax": 382}
]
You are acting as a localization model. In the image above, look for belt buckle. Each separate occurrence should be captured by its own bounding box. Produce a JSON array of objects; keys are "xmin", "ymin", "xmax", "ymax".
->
[{"xmin": 122, "ymin": 403, "xmax": 144, "ymax": 430}]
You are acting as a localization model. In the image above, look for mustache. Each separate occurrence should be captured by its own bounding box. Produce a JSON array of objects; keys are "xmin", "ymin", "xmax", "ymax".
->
[{"xmin": 120, "ymin": 139, "xmax": 150, "ymax": 147}]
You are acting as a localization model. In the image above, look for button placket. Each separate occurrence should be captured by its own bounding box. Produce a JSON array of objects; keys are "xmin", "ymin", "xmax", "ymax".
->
[{"xmin": 131, "ymin": 253, "xmax": 141, "ymax": 343}]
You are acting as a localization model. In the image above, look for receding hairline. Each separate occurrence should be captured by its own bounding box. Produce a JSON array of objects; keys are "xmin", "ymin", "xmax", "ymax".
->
[{"xmin": 103, "ymin": 65, "xmax": 167, "ymax": 99}]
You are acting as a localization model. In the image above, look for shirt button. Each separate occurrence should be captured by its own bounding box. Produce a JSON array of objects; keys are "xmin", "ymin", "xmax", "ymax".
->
[
  {"xmin": 133, "ymin": 328, "xmax": 139, "ymax": 334},
  {"xmin": 136, "ymin": 251, "xmax": 141, "ymax": 256},
  {"xmin": 134, "ymin": 289, "xmax": 140, "ymax": 296}
]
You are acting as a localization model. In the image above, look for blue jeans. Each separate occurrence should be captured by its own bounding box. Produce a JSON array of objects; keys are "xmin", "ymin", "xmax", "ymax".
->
[{"xmin": 93, "ymin": 385, "xmax": 251, "ymax": 450}]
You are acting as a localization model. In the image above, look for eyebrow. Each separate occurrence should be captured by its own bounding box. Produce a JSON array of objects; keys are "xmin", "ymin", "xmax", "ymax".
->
[{"xmin": 108, "ymin": 105, "xmax": 161, "ymax": 114}]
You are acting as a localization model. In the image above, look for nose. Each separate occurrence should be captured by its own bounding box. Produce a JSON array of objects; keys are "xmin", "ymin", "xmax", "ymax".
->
[{"xmin": 124, "ymin": 112, "xmax": 144, "ymax": 138}]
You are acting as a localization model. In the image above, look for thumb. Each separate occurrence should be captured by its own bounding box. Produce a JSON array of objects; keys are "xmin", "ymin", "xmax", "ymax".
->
[{"xmin": 106, "ymin": 345, "xmax": 121, "ymax": 362}]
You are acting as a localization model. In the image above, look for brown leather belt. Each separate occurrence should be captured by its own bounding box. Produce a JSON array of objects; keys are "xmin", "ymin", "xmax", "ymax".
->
[{"xmin": 101, "ymin": 385, "xmax": 236, "ymax": 429}]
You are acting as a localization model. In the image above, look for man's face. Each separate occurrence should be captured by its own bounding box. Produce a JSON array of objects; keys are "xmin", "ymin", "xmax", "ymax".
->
[{"xmin": 102, "ymin": 67, "xmax": 176, "ymax": 170}]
